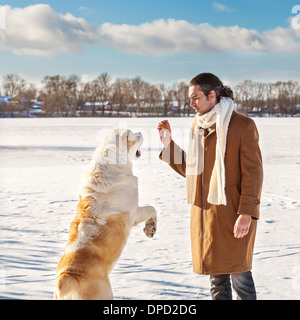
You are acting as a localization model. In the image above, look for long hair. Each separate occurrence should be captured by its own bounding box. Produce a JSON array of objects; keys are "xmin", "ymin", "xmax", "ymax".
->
[{"xmin": 189, "ymin": 72, "xmax": 234, "ymax": 103}]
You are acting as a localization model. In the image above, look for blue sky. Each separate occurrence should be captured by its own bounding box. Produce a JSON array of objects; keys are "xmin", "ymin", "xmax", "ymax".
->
[{"xmin": 0, "ymin": 0, "xmax": 299, "ymax": 87}]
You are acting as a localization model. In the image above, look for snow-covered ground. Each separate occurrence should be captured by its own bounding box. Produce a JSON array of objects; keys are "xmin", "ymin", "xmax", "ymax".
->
[{"xmin": 0, "ymin": 117, "xmax": 299, "ymax": 300}]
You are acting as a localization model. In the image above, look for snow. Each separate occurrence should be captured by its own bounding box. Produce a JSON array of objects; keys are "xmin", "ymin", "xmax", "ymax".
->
[{"xmin": 0, "ymin": 117, "xmax": 299, "ymax": 300}]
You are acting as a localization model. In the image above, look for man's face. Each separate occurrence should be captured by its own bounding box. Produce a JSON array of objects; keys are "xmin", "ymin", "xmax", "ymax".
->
[{"xmin": 189, "ymin": 85, "xmax": 216, "ymax": 116}]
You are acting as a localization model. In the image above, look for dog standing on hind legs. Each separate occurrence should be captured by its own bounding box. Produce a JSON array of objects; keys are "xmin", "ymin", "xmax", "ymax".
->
[{"xmin": 54, "ymin": 129, "xmax": 157, "ymax": 300}]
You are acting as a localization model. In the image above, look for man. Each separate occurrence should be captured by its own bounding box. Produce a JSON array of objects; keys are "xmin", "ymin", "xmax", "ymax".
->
[{"xmin": 157, "ymin": 73, "xmax": 263, "ymax": 300}]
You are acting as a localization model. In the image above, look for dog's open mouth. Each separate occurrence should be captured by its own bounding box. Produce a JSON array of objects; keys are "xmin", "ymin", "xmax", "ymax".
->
[{"xmin": 136, "ymin": 150, "xmax": 141, "ymax": 158}]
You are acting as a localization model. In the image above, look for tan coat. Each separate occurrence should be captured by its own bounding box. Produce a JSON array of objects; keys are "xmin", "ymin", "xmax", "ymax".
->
[{"xmin": 160, "ymin": 111, "xmax": 263, "ymax": 275}]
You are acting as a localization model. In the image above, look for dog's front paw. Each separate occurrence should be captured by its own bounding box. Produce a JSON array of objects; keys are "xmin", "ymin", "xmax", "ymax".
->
[{"xmin": 143, "ymin": 218, "xmax": 156, "ymax": 238}]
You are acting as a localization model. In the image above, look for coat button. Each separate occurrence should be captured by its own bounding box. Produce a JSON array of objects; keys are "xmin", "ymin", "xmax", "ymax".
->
[{"xmin": 254, "ymin": 200, "xmax": 260, "ymax": 205}]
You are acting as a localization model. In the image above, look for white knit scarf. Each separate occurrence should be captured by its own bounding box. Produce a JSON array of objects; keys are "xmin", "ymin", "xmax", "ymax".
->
[{"xmin": 186, "ymin": 97, "xmax": 234, "ymax": 206}]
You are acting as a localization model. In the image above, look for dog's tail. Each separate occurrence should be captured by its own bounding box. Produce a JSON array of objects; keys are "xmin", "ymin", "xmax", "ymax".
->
[{"xmin": 54, "ymin": 272, "xmax": 79, "ymax": 300}]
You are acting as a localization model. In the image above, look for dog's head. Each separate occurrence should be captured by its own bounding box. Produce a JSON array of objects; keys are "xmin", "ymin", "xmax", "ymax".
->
[
  {"xmin": 98, "ymin": 129, "xmax": 143, "ymax": 165},
  {"xmin": 115, "ymin": 129, "xmax": 143, "ymax": 162}
]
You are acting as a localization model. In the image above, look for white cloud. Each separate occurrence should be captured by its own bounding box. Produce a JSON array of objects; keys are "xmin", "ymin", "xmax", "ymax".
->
[
  {"xmin": 0, "ymin": 4, "xmax": 100, "ymax": 57},
  {"xmin": 78, "ymin": 6, "xmax": 95, "ymax": 15},
  {"xmin": 0, "ymin": 4, "xmax": 299, "ymax": 58},
  {"xmin": 213, "ymin": 2, "xmax": 236, "ymax": 13},
  {"xmin": 99, "ymin": 19, "xmax": 300, "ymax": 56}
]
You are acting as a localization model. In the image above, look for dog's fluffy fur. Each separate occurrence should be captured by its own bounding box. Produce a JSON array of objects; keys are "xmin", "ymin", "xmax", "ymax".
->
[{"xmin": 54, "ymin": 129, "xmax": 157, "ymax": 300}]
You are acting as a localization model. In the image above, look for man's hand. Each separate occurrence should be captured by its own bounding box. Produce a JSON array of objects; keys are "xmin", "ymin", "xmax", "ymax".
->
[
  {"xmin": 157, "ymin": 120, "xmax": 172, "ymax": 148},
  {"xmin": 233, "ymin": 214, "xmax": 251, "ymax": 238}
]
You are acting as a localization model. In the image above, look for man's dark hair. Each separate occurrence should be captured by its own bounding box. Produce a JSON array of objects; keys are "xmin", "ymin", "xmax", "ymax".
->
[{"xmin": 189, "ymin": 72, "xmax": 234, "ymax": 102}]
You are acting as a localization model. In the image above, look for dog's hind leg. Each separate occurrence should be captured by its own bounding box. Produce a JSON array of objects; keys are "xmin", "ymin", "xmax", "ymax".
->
[
  {"xmin": 54, "ymin": 273, "xmax": 79, "ymax": 300},
  {"xmin": 95, "ymin": 278, "xmax": 114, "ymax": 300},
  {"xmin": 77, "ymin": 277, "xmax": 113, "ymax": 300}
]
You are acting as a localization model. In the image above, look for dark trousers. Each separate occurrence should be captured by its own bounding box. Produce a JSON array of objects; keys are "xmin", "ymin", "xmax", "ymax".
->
[{"xmin": 210, "ymin": 271, "xmax": 256, "ymax": 300}]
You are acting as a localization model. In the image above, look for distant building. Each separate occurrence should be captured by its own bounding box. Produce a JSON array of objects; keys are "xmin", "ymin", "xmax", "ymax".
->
[{"xmin": 0, "ymin": 96, "xmax": 11, "ymax": 104}]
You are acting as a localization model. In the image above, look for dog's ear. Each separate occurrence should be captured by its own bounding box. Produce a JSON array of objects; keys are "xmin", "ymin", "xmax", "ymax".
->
[
  {"xmin": 113, "ymin": 129, "xmax": 120, "ymax": 136},
  {"xmin": 103, "ymin": 148, "xmax": 109, "ymax": 157},
  {"xmin": 114, "ymin": 130, "xmax": 128, "ymax": 147},
  {"xmin": 121, "ymin": 131, "xmax": 128, "ymax": 146},
  {"xmin": 126, "ymin": 130, "xmax": 136, "ymax": 149}
]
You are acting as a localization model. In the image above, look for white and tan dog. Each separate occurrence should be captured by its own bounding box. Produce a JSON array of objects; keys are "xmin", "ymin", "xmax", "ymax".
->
[{"xmin": 54, "ymin": 129, "xmax": 157, "ymax": 300}]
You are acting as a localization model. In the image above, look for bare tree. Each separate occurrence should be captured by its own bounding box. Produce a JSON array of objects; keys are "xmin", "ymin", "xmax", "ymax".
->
[
  {"xmin": 41, "ymin": 75, "xmax": 65, "ymax": 115},
  {"xmin": 111, "ymin": 78, "xmax": 133, "ymax": 114},
  {"xmin": 2, "ymin": 74, "xmax": 26, "ymax": 98},
  {"xmin": 80, "ymin": 80, "xmax": 97, "ymax": 116},
  {"xmin": 1, "ymin": 74, "xmax": 38, "ymax": 116},
  {"xmin": 285, "ymin": 81, "xmax": 299, "ymax": 115},
  {"xmin": 145, "ymin": 84, "xmax": 162, "ymax": 115},
  {"xmin": 96, "ymin": 73, "xmax": 112, "ymax": 116},
  {"xmin": 171, "ymin": 82, "xmax": 189, "ymax": 116},
  {"xmin": 131, "ymin": 77, "xmax": 148, "ymax": 115},
  {"xmin": 235, "ymin": 80, "xmax": 254, "ymax": 114},
  {"xmin": 61, "ymin": 75, "xmax": 81, "ymax": 116},
  {"xmin": 158, "ymin": 84, "xmax": 173, "ymax": 116},
  {"xmin": 20, "ymin": 84, "xmax": 37, "ymax": 116}
]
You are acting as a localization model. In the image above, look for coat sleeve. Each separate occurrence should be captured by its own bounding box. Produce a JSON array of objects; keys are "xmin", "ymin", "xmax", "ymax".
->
[
  {"xmin": 238, "ymin": 119, "xmax": 263, "ymax": 220},
  {"xmin": 159, "ymin": 140, "xmax": 186, "ymax": 178}
]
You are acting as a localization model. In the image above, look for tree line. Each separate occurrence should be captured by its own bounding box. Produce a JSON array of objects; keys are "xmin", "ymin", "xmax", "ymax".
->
[
  {"xmin": 0, "ymin": 73, "xmax": 299, "ymax": 117},
  {"xmin": 235, "ymin": 80, "xmax": 300, "ymax": 116}
]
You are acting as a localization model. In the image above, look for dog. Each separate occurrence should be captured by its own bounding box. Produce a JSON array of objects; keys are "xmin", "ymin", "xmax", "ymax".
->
[{"xmin": 54, "ymin": 129, "xmax": 157, "ymax": 300}]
